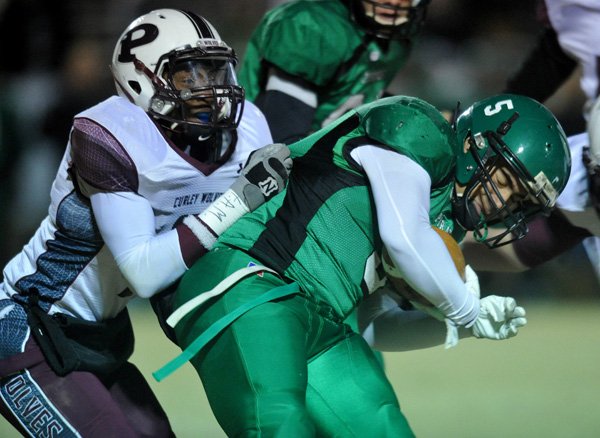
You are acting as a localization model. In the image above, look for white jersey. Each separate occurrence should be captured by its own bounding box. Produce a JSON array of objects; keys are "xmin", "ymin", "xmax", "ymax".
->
[
  {"xmin": 544, "ymin": 1, "xmax": 600, "ymax": 278},
  {"xmin": 0, "ymin": 96, "xmax": 272, "ymax": 321},
  {"xmin": 556, "ymin": 133, "xmax": 600, "ymax": 280},
  {"xmin": 545, "ymin": 0, "xmax": 600, "ymax": 116}
]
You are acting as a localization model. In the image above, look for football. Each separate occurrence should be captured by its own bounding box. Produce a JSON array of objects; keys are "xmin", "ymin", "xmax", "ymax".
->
[{"xmin": 381, "ymin": 227, "xmax": 466, "ymax": 308}]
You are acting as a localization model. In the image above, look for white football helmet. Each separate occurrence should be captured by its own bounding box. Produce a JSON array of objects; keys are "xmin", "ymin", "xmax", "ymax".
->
[{"xmin": 111, "ymin": 9, "xmax": 244, "ymax": 133}]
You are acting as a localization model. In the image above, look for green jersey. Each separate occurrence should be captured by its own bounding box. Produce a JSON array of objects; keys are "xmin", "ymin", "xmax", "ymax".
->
[
  {"xmin": 239, "ymin": 0, "xmax": 413, "ymax": 132},
  {"xmin": 217, "ymin": 96, "xmax": 461, "ymax": 318}
]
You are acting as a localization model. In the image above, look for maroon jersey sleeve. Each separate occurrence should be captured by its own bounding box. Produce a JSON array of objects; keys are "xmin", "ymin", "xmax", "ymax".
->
[
  {"xmin": 513, "ymin": 210, "xmax": 592, "ymax": 268},
  {"xmin": 70, "ymin": 117, "xmax": 139, "ymax": 193}
]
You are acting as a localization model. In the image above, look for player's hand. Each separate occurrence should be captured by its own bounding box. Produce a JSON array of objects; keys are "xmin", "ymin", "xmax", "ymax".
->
[
  {"xmin": 230, "ymin": 143, "xmax": 292, "ymax": 211},
  {"xmin": 182, "ymin": 144, "xmax": 292, "ymax": 249},
  {"xmin": 471, "ymin": 295, "xmax": 527, "ymax": 340}
]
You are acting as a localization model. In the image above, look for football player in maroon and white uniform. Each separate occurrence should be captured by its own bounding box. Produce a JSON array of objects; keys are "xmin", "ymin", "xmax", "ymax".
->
[{"xmin": 0, "ymin": 9, "xmax": 290, "ymax": 436}]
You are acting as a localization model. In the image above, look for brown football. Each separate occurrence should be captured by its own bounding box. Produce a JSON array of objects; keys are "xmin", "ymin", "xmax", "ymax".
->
[{"xmin": 381, "ymin": 227, "xmax": 466, "ymax": 307}]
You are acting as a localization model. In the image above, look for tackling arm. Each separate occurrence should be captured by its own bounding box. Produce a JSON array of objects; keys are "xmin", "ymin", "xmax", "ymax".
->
[
  {"xmin": 91, "ymin": 191, "xmax": 186, "ymax": 298},
  {"xmin": 504, "ymin": 26, "xmax": 577, "ymax": 102},
  {"xmin": 71, "ymin": 120, "xmax": 292, "ymax": 299},
  {"xmin": 461, "ymin": 210, "xmax": 591, "ymax": 272},
  {"xmin": 94, "ymin": 143, "xmax": 292, "ymax": 299}
]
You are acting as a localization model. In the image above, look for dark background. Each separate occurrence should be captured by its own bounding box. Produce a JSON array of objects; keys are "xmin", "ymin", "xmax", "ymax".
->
[{"xmin": 0, "ymin": 2, "xmax": 597, "ymax": 436}]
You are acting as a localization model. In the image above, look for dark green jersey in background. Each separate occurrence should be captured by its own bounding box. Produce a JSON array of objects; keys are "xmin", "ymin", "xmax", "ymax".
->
[{"xmin": 239, "ymin": 0, "xmax": 413, "ymax": 132}]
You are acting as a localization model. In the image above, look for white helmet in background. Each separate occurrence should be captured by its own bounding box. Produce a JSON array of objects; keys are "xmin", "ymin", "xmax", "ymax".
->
[{"xmin": 111, "ymin": 9, "xmax": 244, "ymax": 133}]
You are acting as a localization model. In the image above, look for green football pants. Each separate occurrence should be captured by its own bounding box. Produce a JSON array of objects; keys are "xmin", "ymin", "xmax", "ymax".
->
[{"xmin": 174, "ymin": 249, "xmax": 414, "ymax": 437}]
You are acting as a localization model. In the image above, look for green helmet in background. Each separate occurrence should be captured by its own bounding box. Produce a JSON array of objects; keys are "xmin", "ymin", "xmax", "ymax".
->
[{"xmin": 452, "ymin": 94, "xmax": 571, "ymax": 247}]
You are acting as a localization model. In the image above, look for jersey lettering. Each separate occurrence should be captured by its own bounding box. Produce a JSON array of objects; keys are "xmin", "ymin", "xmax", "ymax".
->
[
  {"xmin": 2, "ymin": 375, "xmax": 68, "ymax": 436},
  {"xmin": 173, "ymin": 193, "xmax": 200, "ymax": 208},
  {"xmin": 117, "ymin": 24, "xmax": 159, "ymax": 63},
  {"xmin": 258, "ymin": 176, "xmax": 278, "ymax": 198}
]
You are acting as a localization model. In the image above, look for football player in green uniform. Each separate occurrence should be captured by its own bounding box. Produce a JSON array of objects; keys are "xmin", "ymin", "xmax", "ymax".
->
[
  {"xmin": 239, "ymin": 0, "xmax": 430, "ymax": 143},
  {"xmin": 239, "ymin": 0, "xmax": 431, "ymax": 350},
  {"xmin": 156, "ymin": 94, "xmax": 570, "ymax": 436}
]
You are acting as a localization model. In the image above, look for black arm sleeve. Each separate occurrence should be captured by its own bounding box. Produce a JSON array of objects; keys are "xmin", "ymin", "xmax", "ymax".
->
[
  {"xmin": 513, "ymin": 210, "xmax": 592, "ymax": 268},
  {"xmin": 254, "ymin": 90, "xmax": 316, "ymax": 144},
  {"xmin": 504, "ymin": 27, "xmax": 578, "ymax": 102}
]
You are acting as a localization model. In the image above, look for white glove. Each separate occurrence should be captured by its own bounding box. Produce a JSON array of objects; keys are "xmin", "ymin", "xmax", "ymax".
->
[
  {"xmin": 230, "ymin": 143, "xmax": 292, "ymax": 211},
  {"xmin": 471, "ymin": 295, "xmax": 527, "ymax": 340}
]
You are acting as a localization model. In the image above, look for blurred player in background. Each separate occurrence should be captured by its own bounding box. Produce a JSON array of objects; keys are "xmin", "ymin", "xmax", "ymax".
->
[
  {"xmin": 239, "ymin": 0, "xmax": 431, "ymax": 143},
  {"xmin": 158, "ymin": 94, "xmax": 568, "ymax": 436},
  {"xmin": 461, "ymin": 0, "xmax": 600, "ymax": 280},
  {"xmin": 0, "ymin": 9, "xmax": 290, "ymax": 436}
]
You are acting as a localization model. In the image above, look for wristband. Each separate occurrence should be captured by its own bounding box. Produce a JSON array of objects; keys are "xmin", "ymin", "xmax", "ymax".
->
[
  {"xmin": 182, "ymin": 215, "xmax": 218, "ymax": 250},
  {"xmin": 197, "ymin": 189, "xmax": 249, "ymax": 236}
]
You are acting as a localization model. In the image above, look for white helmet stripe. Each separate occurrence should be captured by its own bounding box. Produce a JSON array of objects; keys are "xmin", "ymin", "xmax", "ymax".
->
[{"xmin": 181, "ymin": 10, "xmax": 216, "ymax": 39}]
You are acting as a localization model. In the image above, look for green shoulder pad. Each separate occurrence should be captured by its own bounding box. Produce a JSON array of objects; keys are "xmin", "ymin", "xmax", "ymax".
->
[{"xmin": 360, "ymin": 96, "xmax": 459, "ymax": 184}]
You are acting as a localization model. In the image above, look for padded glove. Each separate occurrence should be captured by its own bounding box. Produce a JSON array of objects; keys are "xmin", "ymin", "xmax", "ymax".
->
[
  {"xmin": 230, "ymin": 143, "xmax": 292, "ymax": 211},
  {"xmin": 471, "ymin": 295, "xmax": 527, "ymax": 340},
  {"xmin": 183, "ymin": 143, "xmax": 292, "ymax": 249}
]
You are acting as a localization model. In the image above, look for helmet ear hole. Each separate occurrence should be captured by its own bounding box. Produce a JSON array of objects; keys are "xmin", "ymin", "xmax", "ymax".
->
[{"xmin": 128, "ymin": 81, "xmax": 142, "ymax": 94}]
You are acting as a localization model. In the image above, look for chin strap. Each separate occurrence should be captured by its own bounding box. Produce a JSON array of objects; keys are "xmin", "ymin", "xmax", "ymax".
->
[
  {"xmin": 133, "ymin": 56, "xmax": 168, "ymax": 91},
  {"xmin": 473, "ymin": 213, "xmax": 488, "ymax": 242}
]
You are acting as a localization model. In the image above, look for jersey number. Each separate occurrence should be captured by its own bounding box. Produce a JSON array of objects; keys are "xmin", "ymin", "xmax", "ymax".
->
[{"xmin": 483, "ymin": 99, "xmax": 514, "ymax": 116}]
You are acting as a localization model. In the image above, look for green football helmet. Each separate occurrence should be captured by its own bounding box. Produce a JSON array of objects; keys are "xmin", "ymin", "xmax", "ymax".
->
[{"xmin": 452, "ymin": 94, "xmax": 571, "ymax": 247}]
